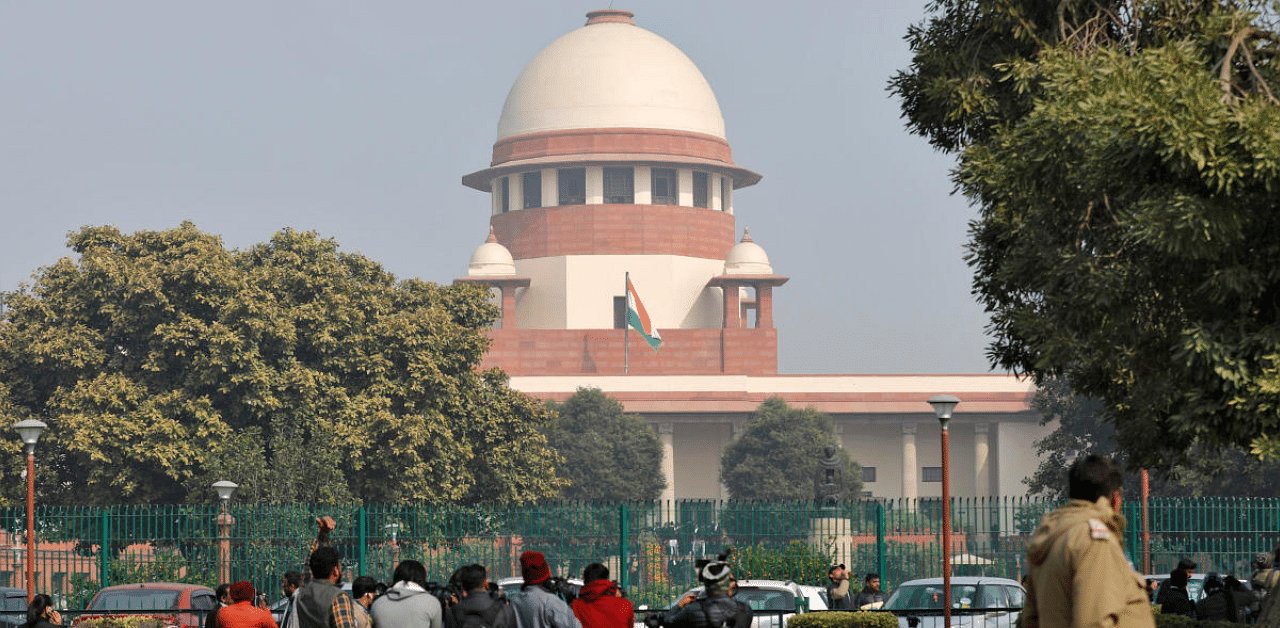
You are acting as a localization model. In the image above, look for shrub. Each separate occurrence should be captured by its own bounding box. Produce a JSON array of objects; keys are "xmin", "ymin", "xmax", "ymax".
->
[
  {"xmin": 1153, "ymin": 615, "xmax": 1246, "ymax": 628},
  {"xmin": 73, "ymin": 616, "xmax": 171, "ymax": 628},
  {"xmin": 789, "ymin": 611, "xmax": 898, "ymax": 628},
  {"xmin": 734, "ymin": 541, "xmax": 833, "ymax": 584}
]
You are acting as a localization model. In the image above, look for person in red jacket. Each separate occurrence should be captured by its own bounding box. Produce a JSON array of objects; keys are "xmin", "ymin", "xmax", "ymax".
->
[
  {"xmin": 571, "ymin": 564, "xmax": 633, "ymax": 628},
  {"xmin": 218, "ymin": 581, "xmax": 279, "ymax": 628}
]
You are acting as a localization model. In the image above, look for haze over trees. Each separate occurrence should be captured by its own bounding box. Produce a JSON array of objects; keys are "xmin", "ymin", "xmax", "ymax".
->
[
  {"xmin": 1026, "ymin": 377, "xmax": 1280, "ymax": 499},
  {"xmin": 721, "ymin": 397, "xmax": 861, "ymax": 501},
  {"xmin": 0, "ymin": 223, "xmax": 565, "ymax": 505},
  {"xmin": 544, "ymin": 388, "xmax": 666, "ymax": 501},
  {"xmin": 891, "ymin": 1, "xmax": 1280, "ymax": 469}
]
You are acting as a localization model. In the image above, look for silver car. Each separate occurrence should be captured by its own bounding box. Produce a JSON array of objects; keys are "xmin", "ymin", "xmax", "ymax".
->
[
  {"xmin": 666, "ymin": 579, "xmax": 829, "ymax": 628},
  {"xmin": 882, "ymin": 577, "xmax": 1025, "ymax": 628}
]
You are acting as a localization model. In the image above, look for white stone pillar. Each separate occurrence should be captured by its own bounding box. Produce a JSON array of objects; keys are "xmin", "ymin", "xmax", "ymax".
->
[
  {"xmin": 974, "ymin": 422, "xmax": 990, "ymax": 497},
  {"xmin": 902, "ymin": 423, "xmax": 918, "ymax": 501},
  {"xmin": 585, "ymin": 166, "xmax": 604, "ymax": 204},
  {"xmin": 491, "ymin": 178, "xmax": 503, "ymax": 215},
  {"xmin": 541, "ymin": 168, "xmax": 557, "ymax": 207},
  {"xmin": 677, "ymin": 169, "xmax": 694, "ymax": 206},
  {"xmin": 659, "ymin": 422, "xmax": 676, "ymax": 504},
  {"xmin": 635, "ymin": 167, "xmax": 652, "ymax": 205},
  {"xmin": 511, "ymin": 172, "xmax": 524, "ymax": 211}
]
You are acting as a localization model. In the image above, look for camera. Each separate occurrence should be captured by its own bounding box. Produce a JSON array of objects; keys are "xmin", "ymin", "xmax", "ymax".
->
[
  {"xmin": 423, "ymin": 580, "xmax": 464, "ymax": 608},
  {"xmin": 543, "ymin": 576, "xmax": 580, "ymax": 604}
]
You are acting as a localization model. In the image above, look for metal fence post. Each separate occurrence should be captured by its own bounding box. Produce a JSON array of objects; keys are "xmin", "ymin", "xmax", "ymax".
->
[
  {"xmin": 619, "ymin": 503, "xmax": 629, "ymax": 591},
  {"xmin": 98, "ymin": 507, "xmax": 110, "ymax": 589},
  {"xmin": 358, "ymin": 505, "xmax": 368, "ymax": 577},
  {"xmin": 876, "ymin": 501, "xmax": 885, "ymax": 584}
]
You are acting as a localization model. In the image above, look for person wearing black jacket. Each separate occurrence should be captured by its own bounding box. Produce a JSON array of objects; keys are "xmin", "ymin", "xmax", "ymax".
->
[
  {"xmin": 449, "ymin": 564, "xmax": 515, "ymax": 628},
  {"xmin": 662, "ymin": 561, "xmax": 751, "ymax": 628},
  {"xmin": 1156, "ymin": 569, "xmax": 1197, "ymax": 618}
]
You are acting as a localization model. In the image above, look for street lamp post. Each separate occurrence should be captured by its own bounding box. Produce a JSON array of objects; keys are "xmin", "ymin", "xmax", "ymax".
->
[
  {"xmin": 928, "ymin": 395, "xmax": 960, "ymax": 628},
  {"xmin": 213, "ymin": 481, "xmax": 238, "ymax": 585},
  {"xmin": 12, "ymin": 419, "xmax": 46, "ymax": 603}
]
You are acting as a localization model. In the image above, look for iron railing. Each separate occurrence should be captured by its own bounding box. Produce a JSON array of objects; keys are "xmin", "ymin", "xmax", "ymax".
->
[{"xmin": 0, "ymin": 497, "xmax": 1275, "ymax": 610}]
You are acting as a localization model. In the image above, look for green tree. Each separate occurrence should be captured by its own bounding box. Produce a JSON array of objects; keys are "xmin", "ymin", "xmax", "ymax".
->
[
  {"xmin": 0, "ymin": 223, "xmax": 564, "ymax": 505},
  {"xmin": 544, "ymin": 388, "xmax": 665, "ymax": 501},
  {"xmin": 890, "ymin": 1, "xmax": 1280, "ymax": 469},
  {"xmin": 1028, "ymin": 376, "xmax": 1280, "ymax": 499},
  {"xmin": 720, "ymin": 397, "xmax": 861, "ymax": 501}
]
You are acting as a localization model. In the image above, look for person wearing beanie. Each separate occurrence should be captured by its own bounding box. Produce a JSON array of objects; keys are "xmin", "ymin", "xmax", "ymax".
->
[
  {"xmin": 511, "ymin": 551, "xmax": 581, "ymax": 628},
  {"xmin": 571, "ymin": 563, "xmax": 632, "ymax": 628},
  {"xmin": 216, "ymin": 581, "xmax": 278, "ymax": 628},
  {"xmin": 662, "ymin": 561, "xmax": 751, "ymax": 628},
  {"xmin": 371, "ymin": 560, "xmax": 444, "ymax": 628}
]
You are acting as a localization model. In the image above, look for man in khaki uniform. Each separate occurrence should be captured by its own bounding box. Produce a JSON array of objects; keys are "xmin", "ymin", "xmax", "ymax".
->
[{"xmin": 1024, "ymin": 455, "xmax": 1155, "ymax": 628}]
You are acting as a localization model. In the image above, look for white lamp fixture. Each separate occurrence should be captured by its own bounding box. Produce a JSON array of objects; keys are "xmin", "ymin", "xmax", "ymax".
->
[
  {"xmin": 927, "ymin": 394, "xmax": 961, "ymax": 427},
  {"xmin": 12, "ymin": 420, "xmax": 47, "ymax": 454},
  {"xmin": 212, "ymin": 480, "xmax": 238, "ymax": 502}
]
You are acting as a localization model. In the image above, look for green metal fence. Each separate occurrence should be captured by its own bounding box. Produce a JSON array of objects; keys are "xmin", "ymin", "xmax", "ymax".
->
[{"xmin": 4, "ymin": 497, "xmax": 1278, "ymax": 609}]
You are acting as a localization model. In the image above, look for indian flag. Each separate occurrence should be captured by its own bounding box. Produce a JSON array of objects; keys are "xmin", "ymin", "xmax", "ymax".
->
[{"xmin": 626, "ymin": 277, "xmax": 662, "ymax": 350}]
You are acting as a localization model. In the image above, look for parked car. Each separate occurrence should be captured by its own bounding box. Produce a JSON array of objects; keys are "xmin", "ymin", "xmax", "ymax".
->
[
  {"xmin": 79, "ymin": 582, "xmax": 217, "ymax": 628},
  {"xmin": 881, "ymin": 577, "xmax": 1025, "ymax": 628},
  {"xmin": 0, "ymin": 587, "xmax": 28, "ymax": 628},
  {"xmin": 662, "ymin": 580, "xmax": 828, "ymax": 628}
]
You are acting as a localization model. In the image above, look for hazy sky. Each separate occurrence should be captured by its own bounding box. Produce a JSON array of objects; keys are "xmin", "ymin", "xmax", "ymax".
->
[{"xmin": 0, "ymin": 1, "xmax": 998, "ymax": 375}]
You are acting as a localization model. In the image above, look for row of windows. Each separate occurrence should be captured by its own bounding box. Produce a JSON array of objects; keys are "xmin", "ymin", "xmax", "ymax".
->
[
  {"xmin": 858, "ymin": 467, "xmax": 948, "ymax": 484},
  {"xmin": 496, "ymin": 167, "xmax": 729, "ymax": 212}
]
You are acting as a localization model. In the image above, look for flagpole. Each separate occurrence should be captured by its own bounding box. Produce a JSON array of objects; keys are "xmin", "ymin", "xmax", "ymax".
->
[{"xmin": 624, "ymin": 272, "xmax": 630, "ymax": 375}]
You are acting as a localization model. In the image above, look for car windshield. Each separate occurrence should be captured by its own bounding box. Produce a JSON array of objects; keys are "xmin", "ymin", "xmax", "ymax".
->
[
  {"xmin": 91, "ymin": 589, "xmax": 182, "ymax": 611},
  {"xmin": 1, "ymin": 593, "xmax": 27, "ymax": 612},
  {"xmin": 735, "ymin": 589, "xmax": 794, "ymax": 612},
  {"xmin": 669, "ymin": 587, "xmax": 796, "ymax": 613},
  {"xmin": 883, "ymin": 584, "xmax": 1018, "ymax": 611}
]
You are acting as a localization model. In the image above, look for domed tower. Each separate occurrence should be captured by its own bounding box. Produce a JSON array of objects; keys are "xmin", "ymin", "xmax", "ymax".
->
[{"xmin": 459, "ymin": 9, "xmax": 786, "ymax": 376}]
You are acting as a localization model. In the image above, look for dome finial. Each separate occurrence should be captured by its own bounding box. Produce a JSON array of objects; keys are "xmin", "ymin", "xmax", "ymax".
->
[
  {"xmin": 585, "ymin": 9, "xmax": 635, "ymax": 25},
  {"xmin": 741, "ymin": 226, "xmax": 753, "ymax": 243},
  {"xmin": 486, "ymin": 224, "xmax": 498, "ymax": 244}
]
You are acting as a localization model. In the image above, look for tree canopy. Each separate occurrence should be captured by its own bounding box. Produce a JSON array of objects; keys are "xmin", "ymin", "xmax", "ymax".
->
[
  {"xmin": 0, "ymin": 223, "xmax": 565, "ymax": 505},
  {"xmin": 1027, "ymin": 376, "xmax": 1280, "ymax": 499},
  {"xmin": 544, "ymin": 388, "xmax": 666, "ymax": 501},
  {"xmin": 720, "ymin": 397, "xmax": 861, "ymax": 501},
  {"xmin": 891, "ymin": 1, "xmax": 1280, "ymax": 469}
]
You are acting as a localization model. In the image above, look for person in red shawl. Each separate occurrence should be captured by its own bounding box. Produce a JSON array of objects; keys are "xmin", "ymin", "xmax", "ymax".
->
[
  {"xmin": 571, "ymin": 563, "xmax": 633, "ymax": 628},
  {"xmin": 218, "ymin": 581, "xmax": 279, "ymax": 628}
]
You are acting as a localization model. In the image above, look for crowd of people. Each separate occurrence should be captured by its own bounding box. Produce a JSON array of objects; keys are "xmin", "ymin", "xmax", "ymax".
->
[{"xmin": 1152, "ymin": 552, "xmax": 1280, "ymax": 624}]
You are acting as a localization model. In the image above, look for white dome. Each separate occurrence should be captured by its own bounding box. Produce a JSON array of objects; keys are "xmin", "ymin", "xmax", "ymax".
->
[
  {"xmin": 724, "ymin": 228, "xmax": 772, "ymax": 275},
  {"xmin": 496, "ymin": 10, "xmax": 726, "ymax": 141},
  {"xmin": 468, "ymin": 229, "xmax": 517, "ymax": 276}
]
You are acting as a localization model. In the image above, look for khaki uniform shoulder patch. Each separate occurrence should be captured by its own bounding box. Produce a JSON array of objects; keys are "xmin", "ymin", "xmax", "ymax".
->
[{"xmin": 1088, "ymin": 518, "xmax": 1111, "ymax": 540}]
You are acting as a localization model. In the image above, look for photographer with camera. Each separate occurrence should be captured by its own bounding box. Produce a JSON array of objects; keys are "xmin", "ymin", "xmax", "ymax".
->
[
  {"xmin": 825, "ymin": 564, "xmax": 854, "ymax": 610},
  {"xmin": 659, "ymin": 558, "xmax": 750, "ymax": 628},
  {"xmin": 571, "ymin": 563, "xmax": 632, "ymax": 628},
  {"xmin": 448, "ymin": 564, "xmax": 515, "ymax": 628},
  {"xmin": 371, "ymin": 559, "xmax": 444, "ymax": 628},
  {"xmin": 512, "ymin": 551, "xmax": 582, "ymax": 628}
]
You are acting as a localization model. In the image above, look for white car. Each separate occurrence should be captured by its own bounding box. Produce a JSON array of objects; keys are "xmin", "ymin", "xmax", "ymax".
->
[
  {"xmin": 664, "ymin": 579, "xmax": 828, "ymax": 628},
  {"xmin": 881, "ymin": 577, "xmax": 1025, "ymax": 628}
]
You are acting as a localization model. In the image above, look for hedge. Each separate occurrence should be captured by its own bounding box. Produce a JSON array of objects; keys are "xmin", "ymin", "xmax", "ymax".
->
[
  {"xmin": 788, "ymin": 611, "xmax": 899, "ymax": 628},
  {"xmin": 1153, "ymin": 616, "xmax": 1246, "ymax": 628}
]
